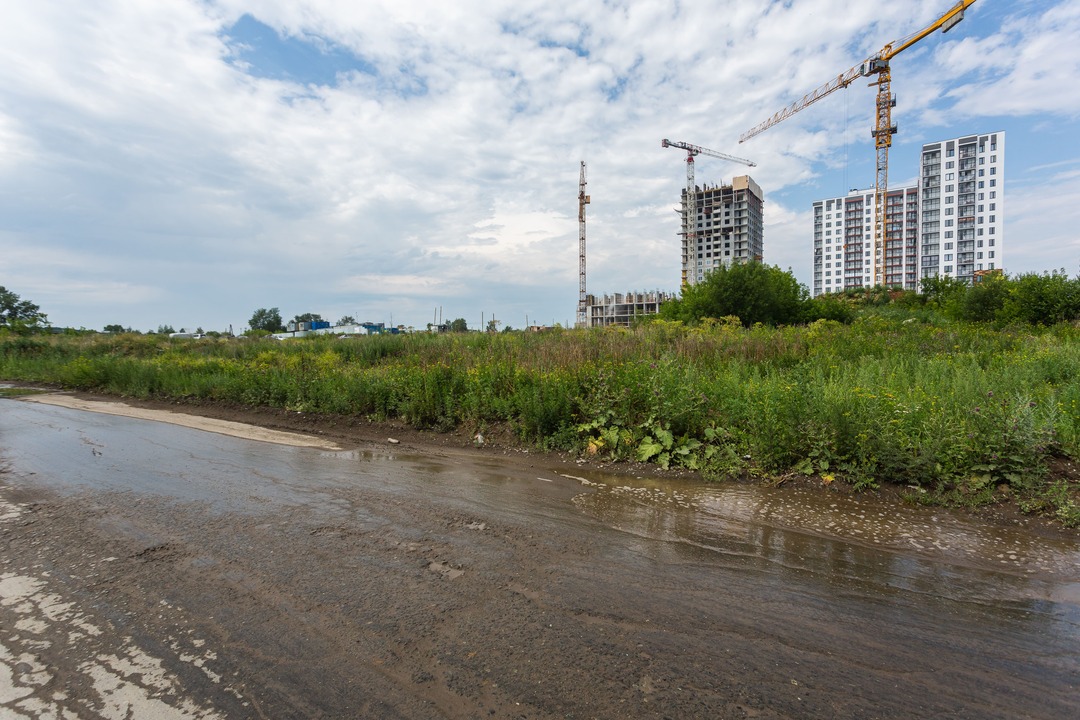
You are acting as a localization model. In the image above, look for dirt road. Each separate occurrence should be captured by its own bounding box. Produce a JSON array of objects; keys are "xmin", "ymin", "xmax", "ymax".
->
[{"xmin": 2, "ymin": 394, "xmax": 1077, "ymax": 718}]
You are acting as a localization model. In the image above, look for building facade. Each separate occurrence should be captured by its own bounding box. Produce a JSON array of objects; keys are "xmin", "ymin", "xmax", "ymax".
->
[
  {"xmin": 812, "ymin": 186, "xmax": 919, "ymax": 296},
  {"xmin": 811, "ymin": 131, "xmax": 1004, "ymax": 296},
  {"xmin": 918, "ymin": 132, "xmax": 1004, "ymax": 284},
  {"xmin": 683, "ymin": 175, "xmax": 764, "ymax": 286}
]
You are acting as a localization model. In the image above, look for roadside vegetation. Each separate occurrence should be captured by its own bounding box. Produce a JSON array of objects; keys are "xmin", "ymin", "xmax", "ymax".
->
[{"xmin": 2, "ymin": 271, "xmax": 1079, "ymax": 526}]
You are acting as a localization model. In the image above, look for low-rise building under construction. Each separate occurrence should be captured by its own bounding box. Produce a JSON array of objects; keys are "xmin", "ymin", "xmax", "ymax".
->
[{"xmin": 585, "ymin": 291, "xmax": 674, "ymax": 328}]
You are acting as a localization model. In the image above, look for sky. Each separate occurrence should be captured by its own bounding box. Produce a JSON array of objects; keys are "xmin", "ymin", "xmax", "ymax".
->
[{"xmin": 1, "ymin": 0, "xmax": 1078, "ymax": 333}]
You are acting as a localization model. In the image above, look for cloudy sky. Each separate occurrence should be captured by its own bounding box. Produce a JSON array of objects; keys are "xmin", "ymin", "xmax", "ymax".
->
[{"xmin": 1, "ymin": 0, "xmax": 1077, "ymax": 332}]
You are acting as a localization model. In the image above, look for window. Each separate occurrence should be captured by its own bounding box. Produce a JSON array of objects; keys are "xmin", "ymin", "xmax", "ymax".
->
[
  {"xmin": 989, "ymin": 251, "xmax": 995, "ymax": 258},
  {"xmin": 989, "ymin": 239, "xmax": 995, "ymax": 246},
  {"xmin": 990, "ymin": 155, "xmax": 997, "ymax": 162},
  {"xmin": 977, "ymin": 252, "xmax": 984, "ymax": 259},
  {"xmin": 945, "ymin": 172, "xmax": 954, "ymax": 181},
  {"xmin": 945, "ymin": 231, "xmax": 954, "ymax": 238},
  {"xmin": 978, "ymin": 169, "xmax": 985, "ymax": 177},
  {"xmin": 990, "ymin": 167, "xmax": 996, "ymax": 175},
  {"xmin": 978, "ymin": 181, "xmax": 984, "ymax": 188},
  {"xmin": 990, "ymin": 191, "xmax": 996, "ymax": 199},
  {"xmin": 989, "ymin": 215, "xmax": 995, "ymax": 223},
  {"xmin": 945, "ymin": 265, "xmax": 953, "ymax": 273},
  {"xmin": 947, "ymin": 149, "xmax": 955, "ymax": 157},
  {"xmin": 979, "ymin": 157, "xmax": 985, "ymax": 165},
  {"xmin": 989, "ymin": 203, "xmax": 995, "ymax": 210},
  {"xmin": 945, "ymin": 208, "xmax": 954, "ymax": 216},
  {"xmin": 944, "ymin": 242, "xmax": 953, "ymax": 250},
  {"xmin": 990, "ymin": 179, "xmax": 996, "ymax": 187},
  {"xmin": 989, "ymin": 228, "xmax": 995, "ymax": 235},
  {"xmin": 945, "ymin": 254, "xmax": 953, "ymax": 261}
]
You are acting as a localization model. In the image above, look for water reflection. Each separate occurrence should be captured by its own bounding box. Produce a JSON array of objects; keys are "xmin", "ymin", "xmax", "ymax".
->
[{"xmin": 571, "ymin": 473, "xmax": 1080, "ymax": 633}]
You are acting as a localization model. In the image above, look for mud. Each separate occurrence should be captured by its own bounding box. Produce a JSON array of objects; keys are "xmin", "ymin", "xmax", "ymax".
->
[{"xmin": 2, "ymin": 391, "xmax": 1078, "ymax": 718}]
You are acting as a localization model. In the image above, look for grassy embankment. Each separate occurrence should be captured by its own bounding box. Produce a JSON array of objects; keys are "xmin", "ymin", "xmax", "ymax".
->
[{"xmin": 2, "ymin": 316, "xmax": 1078, "ymax": 525}]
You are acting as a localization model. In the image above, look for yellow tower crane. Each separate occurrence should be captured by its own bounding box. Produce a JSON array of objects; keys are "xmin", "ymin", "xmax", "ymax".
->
[
  {"xmin": 576, "ymin": 161, "xmax": 590, "ymax": 329},
  {"xmin": 740, "ymin": 0, "xmax": 977, "ymax": 288}
]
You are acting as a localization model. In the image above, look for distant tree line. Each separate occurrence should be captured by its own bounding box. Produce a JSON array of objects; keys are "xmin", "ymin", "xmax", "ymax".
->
[
  {"xmin": 0, "ymin": 286, "xmax": 48, "ymax": 334},
  {"xmin": 655, "ymin": 264, "xmax": 1080, "ymax": 327}
]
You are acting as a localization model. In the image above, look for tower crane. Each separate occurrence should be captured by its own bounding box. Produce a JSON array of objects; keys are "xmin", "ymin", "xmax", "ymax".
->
[
  {"xmin": 740, "ymin": 0, "xmax": 977, "ymax": 288},
  {"xmin": 576, "ymin": 161, "xmax": 590, "ymax": 329},
  {"xmin": 662, "ymin": 139, "xmax": 756, "ymax": 286}
]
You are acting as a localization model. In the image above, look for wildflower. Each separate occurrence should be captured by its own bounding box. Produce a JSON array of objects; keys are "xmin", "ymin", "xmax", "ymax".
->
[{"xmin": 987, "ymin": 391, "xmax": 994, "ymax": 398}]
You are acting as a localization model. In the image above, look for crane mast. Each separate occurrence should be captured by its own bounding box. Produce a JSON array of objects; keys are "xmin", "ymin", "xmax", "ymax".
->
[
  {"xmin": 740, "ymin": 0, "xmax": 977, "ymax": 288},
  {"xmin": 662, "ymin": 139, "xmax": 756, "ymax": 286},
  {"xmin": 576, "ymin": 161, "xmax": 590, "ymax": 329}
]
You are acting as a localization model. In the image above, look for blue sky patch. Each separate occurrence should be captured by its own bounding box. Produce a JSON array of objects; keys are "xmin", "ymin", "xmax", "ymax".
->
[{"xmin": 222, "ymin": 14, "xmax": 376, "ymax": 86}]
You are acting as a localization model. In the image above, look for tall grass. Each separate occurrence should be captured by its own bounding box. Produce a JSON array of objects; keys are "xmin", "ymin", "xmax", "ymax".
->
[{"xmin": 3, "ymin": 320, "xmax": 1078, "ymax": 520}]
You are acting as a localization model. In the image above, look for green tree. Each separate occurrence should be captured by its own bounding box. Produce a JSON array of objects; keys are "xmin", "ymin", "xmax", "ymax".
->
[
  {"xmin": 249, "ymin": 308, "xmax": 283, "ymax": 333},
  {"xmin": 293, "ymin": 313, "xmax": 324, "ymax": 324},
  {"xmin": 155, "ymin": 324, "xmax": 176, "ymax": 335},
  {"xmin": 103, "ymin": 324, "xmax": 126, "ymax": 333},
  {"xmin": 919, "ymin": 275, "xmax": 967, "ymax": 318},
  {"xmin": 0, "ymin": 286, "xmax": 48, "ymax": 332},
  {"xmin": 959, "ymin": 273, "xmax": 1009, "ymax": 322},
  {"xmin": 449, "ymin": 318, "xmax": 468, "ymax": 332},
  {"xmin": 999, "ymin": 271, "xmax": 1080, "ymax": 325},
  {"xmin": 659, "ymin": 262, "xmax": 807, "ymax": 326},
  {"xmin": 337, "ymin": 315, "xmax": 356, "ymax": 326}
]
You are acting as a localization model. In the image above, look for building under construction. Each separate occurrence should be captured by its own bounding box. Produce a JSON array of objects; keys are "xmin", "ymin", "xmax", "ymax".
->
[
  {"xmin": 682, "ymin": 175, "xmax": 764, "ymax": 286},
  {"xmin": 585, "ymin": 291, "xmax": 674, "ymax": 328}
]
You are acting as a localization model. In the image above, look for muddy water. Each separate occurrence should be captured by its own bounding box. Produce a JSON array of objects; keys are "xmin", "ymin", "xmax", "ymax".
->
[
  {"xmin": 3, "ymin": 397, "xmax": 1080, "ymax": 717},
  {"xmin": 571, "ymin": 475, "xmax": 1080, "ymax": 614},
  {"xmin": 5, "ymin": 398, "xmax": 1079, "ymax": 618}
]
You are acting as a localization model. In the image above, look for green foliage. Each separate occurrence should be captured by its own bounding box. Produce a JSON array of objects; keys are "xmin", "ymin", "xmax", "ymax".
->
[
  {"xmin": 449, "ymin": 318, "xmax": 468, "ymax": 332},
  {"xmin": 338, "ymin": 315, "xmax": 357, "ymax": 325},
  {"xmin": 802, "ymin": 294, "xmax": 855, "ymax": 324},
  {"xmin": 293, "ymin": 312, "xmax": 324, "ymax": 324},
  {"xmin": 1, "ymin": 317, "xmax": 1078, "ymax": 524},
  {"xmin": 249, "ymin": 308, "xmax": 283, "ymax": 333},
  {"xmin": 0, "ymin": 286, "xmax": 48, "ymax": 333},
  {"xmin": 999, "ymin": 271, "xmax": 1080, "ymax": 325},
  {"xmin": 660, "ymin": 262, "xmax": 807, "ymax": 327}
]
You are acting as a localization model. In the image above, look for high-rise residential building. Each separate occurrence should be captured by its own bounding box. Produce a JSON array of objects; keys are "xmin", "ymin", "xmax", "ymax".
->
[
  {"xmin": 682, "ymin": 175, "xmax": 764, "ymax": 286},
  {"xmin": 811, "ymin": 131, "xmax": 1004, "ymax": 296},
  {"xmin": 812, "ymin": 186, "xmax": 919, "ymax": 296},
  {"xmin": 918, "ymin": 132, "xmax": 1004, "ymax": 284}
]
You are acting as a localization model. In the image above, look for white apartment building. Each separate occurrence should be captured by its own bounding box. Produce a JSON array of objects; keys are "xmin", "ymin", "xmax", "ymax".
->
[
  {"xmin": 811, "ymin": 131, "xmax": 1004, "ymax": 296},
  {"xmin": 919, "ymin": 132, "xmax": 1004, "ymax": 283},
  {"xmin": 812, "ymin": 186, "xmax": 919, "ymax": 296},
  {"xmin": 683, "ymin": 175, "xmax": 764, "ymax": 285}
]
